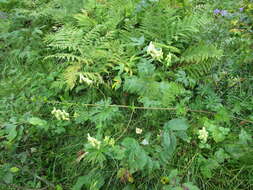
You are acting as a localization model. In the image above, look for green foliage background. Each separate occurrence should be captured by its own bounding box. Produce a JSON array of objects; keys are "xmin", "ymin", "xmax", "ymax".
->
[{"xmin": 0, "ymin": 0, "xmax": 253, "ymax": 189}]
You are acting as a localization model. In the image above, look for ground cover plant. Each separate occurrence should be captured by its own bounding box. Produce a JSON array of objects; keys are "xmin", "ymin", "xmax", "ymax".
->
[{"xmin": 0, "ymin": 0, "xmax": 252, "ymax": 189}]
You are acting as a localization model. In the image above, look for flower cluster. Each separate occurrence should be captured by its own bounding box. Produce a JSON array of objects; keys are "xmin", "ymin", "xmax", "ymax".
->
[
  {"xmin": 198, "ymin": 127, "xmax": 208, "ymax": 143},
  {"xmin": 87, "ymin": 134, "xmax": 115, "ymax": 149},
  {"xmin": 213, "ymin": 9, "xmax": 228, "ymax": 16},
  {"xmin": 87, "ymin": 133, "xmax": 101, "ymax": 149},
  {"xmin": 147, "ymin": 41, "xmax": 163, "ymax": 61},
  {"xmin": 51, "ymin": 107, "xmax": 70, "ymax": 121},
  {"xmin": 104, "ymin": 136, "xmax": 115, "ymax": 146},
  {"xmin": 213, "ymin": 7, "xmax": 244, "ymax": 16},
  {"xmin": 79, "ymin": 74, "xmax": 93, "ymax": 85}
]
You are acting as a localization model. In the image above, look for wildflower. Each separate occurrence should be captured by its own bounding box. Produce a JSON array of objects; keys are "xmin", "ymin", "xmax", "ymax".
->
[
  {"xmin": 160, "ymin": 176, "xmax": 170, "ymax": 184},
  {"xmin": 231, "ymin": 20, "xmax": 238, "ymax": 26},
  {"xmin": 213, "ymin": 9, "xmax": 220, "ymax": 14},
  {"xmin": 239, "ymin": 7, "xmax": 244, "ymax": 12},
  {"xmin": 165, "ymin": 53, "xmax": 172, "ymax": 67},
  {"xmin": 221, "ymin": 10, "xmax": 228, "ymax": 16},
  {"xmin": 141, "ymin": 139, "xmax": 149, "ymax": 145},
  {"xmin": 51, "ymin": 107, "xmax": 70, "ymax": 121},
  {"xmin": 198, "ymin": 127, "xmax": 208, "ymax": 143},
  {"xmin": 61, "ymin": 110, "xmax": 70, "ymax": 120},
  {"xmin": 73, "ymin": 112, "xmax": 79, "ymax": 118},
  {"xmin": 79, "ymin": 74, "xmax": 93, "ymax": 85},
  {"xmin": 147, "ymin": 41, "xmax": 163, "ymax": 61},
  {"xmin": 136, "ymin": 128, "xmax": 143, "ymax": 134},
  {"xmin": 104, "ymin": 136, "xmax": 115, "ymax": 146},
  {"xmin": 87, "ymin": 133, "xmax": 101, "ymax": 149}
]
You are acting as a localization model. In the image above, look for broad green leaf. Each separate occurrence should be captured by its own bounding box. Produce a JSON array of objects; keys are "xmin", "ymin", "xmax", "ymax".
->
[
  {"xmin": 225, "ymin": 144, "xmax": 245, "ymax": 159},
  {"xmin": 175, "ymin": 131, "xmax": 190, "ymax": 142},
  {"xmin": 162, "ymin": 131, "xmax": 177, "ymax": 159},
  {"xmin": 71, "ymin": 176, "xmax": 88, "ymax": 190},
  {"xmin": 122, "ymin": 138, "xmax": 148, "ymax": 172},
  {"xmin": 239, "ymin": 129, "xmax": 252, "ymax": 145},
  {"xmin": 28, "ymin": 117, "xmax": 47, "ymax": 126},
  {"xmin": 3, "ymin": 172, "xmax": 13, "ymax": 184},
  {"xmin": 168, "ymin": 169, "xmax": 179, "ymax": 179},
  {"xmin": 214, "ymin": 148, "xmax": 229, "ymax": 163},
  {"xmin": 162, "ymin": 131, "xmax": 171, "ymax": 151},
  {"xmin": 164, "ymin": 118, "xmax": 188, "ymax": 131},
  {"xmin": 5, "ymin": 124, "xmax": 17, "ymax": 141}
]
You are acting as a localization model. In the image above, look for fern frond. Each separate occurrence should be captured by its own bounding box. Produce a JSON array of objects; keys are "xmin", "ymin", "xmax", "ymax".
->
[
  {"xmin": 45, "ymin": 26, "xmax": 84, "ymax": 53},
  {"xmin": 179, "ymin": 43, "xmax": 223, "ymax": 79},
  {"xmin": 82, "ymin": 24, "xmax": 116, "ymax": 46},
  {"xmin": 63, "ymin": 63, "xmax": 82, "ymax": 90},
  {"xmin": 181, "ymin": 43, "xmax": 223, "ymax": 63},
  {"xmin": 44, "ymin": 53, "xmax": 89, "ymax": 63}
]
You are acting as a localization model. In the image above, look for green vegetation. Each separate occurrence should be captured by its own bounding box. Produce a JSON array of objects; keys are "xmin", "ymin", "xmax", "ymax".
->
[{"xmin": 0, "ymin": 0, "xmax": 253, "ymax": 189}]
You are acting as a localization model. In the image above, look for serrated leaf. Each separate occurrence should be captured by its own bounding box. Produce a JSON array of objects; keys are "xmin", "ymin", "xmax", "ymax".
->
[{"xmin": 121, "ymin": 138, "xmax": 148, "ymax": 172}]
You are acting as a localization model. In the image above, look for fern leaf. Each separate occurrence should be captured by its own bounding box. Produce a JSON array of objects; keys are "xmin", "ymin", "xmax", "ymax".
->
[
  {"xmin": 181, "ymin": 43, "xmax": 223, "ymax": 64},
  {"xmin": 63, "ymin": 63, "xmax": 82, "ymax": 90}
]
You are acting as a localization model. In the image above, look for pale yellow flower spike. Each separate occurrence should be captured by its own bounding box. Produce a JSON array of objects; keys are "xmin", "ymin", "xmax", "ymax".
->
[{"xmin": 198, "ymin": 127, "xmax": 208, "ymax": 143}]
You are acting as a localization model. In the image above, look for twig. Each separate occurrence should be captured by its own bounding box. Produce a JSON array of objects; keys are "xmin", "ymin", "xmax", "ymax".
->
[
  {"xmin": 116, "ymin": 109, "xmax": 135, "ymax": 140},
  {"xmin": 42, "ymin": 99, "xmax": 253, "ymax": 124}
]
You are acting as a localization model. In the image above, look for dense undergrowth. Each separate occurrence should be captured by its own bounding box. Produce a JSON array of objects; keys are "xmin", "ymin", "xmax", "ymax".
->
[{"xmin": 0, "ymin": 0, "xmax": 253, "ymax": 189}]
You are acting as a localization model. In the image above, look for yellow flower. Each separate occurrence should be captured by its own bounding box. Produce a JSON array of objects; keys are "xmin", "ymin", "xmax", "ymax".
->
[
  {"xmin": 161, "ymin": 176, "xmax": 169, "ymax": 184},
  {"xmin": 229, "ymin": 29, "xmax": 240, "ymax": 34},
  {"xmin": 104, "ymin": 136, "xmax": 115, "ymax": 146},
  {"xmin": 87, "ymin": 133, "xmax": 101, "ymax": 149},
  {"xmin": 198, "ymin": 127, "xmax": 208, "ymax": 143},
  {"xmin": 231, "ymin": 20, "xmax": 238, "ymax": 26},
  {"xmin": 128, "ymin": 176, "xmax": 134, "ymax": 183},
  {"xmin": 51, "ymin": 108, "xmax": 70, "ymax": 121}
]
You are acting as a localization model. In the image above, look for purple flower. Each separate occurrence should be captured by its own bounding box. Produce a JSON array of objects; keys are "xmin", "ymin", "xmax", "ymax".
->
[
  {"xmin": 239, "ymin": 7, "xmax": 244, "ymax": 12},
  {"xmin": 213, "ymin": 9, "xmax": 220, "ymax": 14},
  {"xmin": 221, "ymin": 10, "xmax": 228, "ymax": 16}
]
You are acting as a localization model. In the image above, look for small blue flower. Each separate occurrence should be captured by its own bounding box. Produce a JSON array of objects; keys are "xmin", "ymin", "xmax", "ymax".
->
[
  {"xmin": 213, "ymin": 9, "xmax": 220, "ymax": 14},
  {"xmin": 239, "ymin": 7, "xmax": 244, "ymax": 12},
  {"xmin": 221, "ymin": 10, "xmax": 228, "ymax": 16}
]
